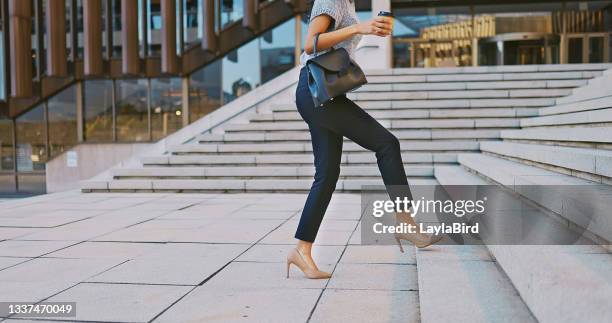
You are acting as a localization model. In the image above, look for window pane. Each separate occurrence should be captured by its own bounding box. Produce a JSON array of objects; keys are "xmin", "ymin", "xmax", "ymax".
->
[
  {"xmin": 589, "ymin": 36, "xmax": 604, "ymax": 63},
  {"xmin": 222, "ymin": 38, "xmax": 260, "ymax": 103},
  {"xmin": 16, "ymin": 105, "xmax": 47, "ymax": 172},
  {"xmin": 184, "ymin": 0, "xmax": 202, "ymax": 48},
  {"xmin": 112, "ymin": 0, "xmax": 122, "ymax": 57},
  {"xmin": 221, "ymin": 0, "xmax": 244, "ymax": 29},
  {"xmin": 0, "ymin": 174, "xmax": 16, "ymax": 194},
  {"xmin": 0, "ymin": 119, "xmax": 14, "ymax": 171},
  {"xmin": 260, "ymin": 19, "xmax": 295, "ymax": 83},
  {"xmin": 568, "ymin": 38, "xmax": 583, "ymax": 63},
  {"xmin": 151, "ymin": 78, "xmax": 182, "ymax": 140},
  {"xmin": 48, "ymin": 86, "xmax": 77, "ymax": 158},
  {"xmin": 148, "ymin": 0, "xmax": 161, "ymax": 56},
  {"xmin": 17, "ymin": 174, "xmax": 46, "ymax": 194},
  {"xmin": 116, "ymin": 79, "xmax": 149, "ymax": 142},
  {"xmin": 189, "ymin": 60, "xmax": 222, "ymax": 123},
  {"xmin": 84, "ymin": 80, "xmax": 114, "ymax": 142}
]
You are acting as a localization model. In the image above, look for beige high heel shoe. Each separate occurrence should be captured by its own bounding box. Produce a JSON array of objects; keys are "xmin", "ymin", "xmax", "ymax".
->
[
  {"xmin": 286, "ymin": 248, "xmax": 332, "ymax": 279},
  {"xmin": 394, "ymin": 213, "xmax": 443, "ymax": 252}
]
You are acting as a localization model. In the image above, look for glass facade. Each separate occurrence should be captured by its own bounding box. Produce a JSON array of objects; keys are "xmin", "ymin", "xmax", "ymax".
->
[
  {"xmin": 391, "ymin": 1, "xmax": 612, "ymax": 67},
  {"xmin": 115, "ymin": 79, "xmax": 150, "ymax": 142},
  {"xmin": 151, "ymin": 78, "xmax": 183, "ymax": 140}
]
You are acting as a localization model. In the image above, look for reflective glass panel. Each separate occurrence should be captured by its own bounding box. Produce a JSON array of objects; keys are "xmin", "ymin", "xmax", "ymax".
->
[
  {"xmin": 392, "ymin": 6, "xmax": 471, "ymax": 68},
  {"xmin": 189, "ymin": 59, "xmax": 222, "ymax": 123},
  {"xmin": 222, "ymin": 38, "xmax": 260, "ymax": 103},
  {"xmin": 84, "ymin": 80, "xmax": 114, "ymax": 142},
  {"xmin": 48, "ymin": 86, "xmax": 77, "ymax": 158},
  {"xmin": 184, "ymin": 0, "xmax": 202, "ymax": 48},
  {"xmin": 112, "ymin": 0, "xmax": 122, "ymax": 57},
  {"xmin": 220, "ymin": 0, "xmax": 243, "ymax": 29},
  {"xmin": 15, "ymin": 105, "xmax": 47, "ymax": 172},
  {"xmin": 0, "ymin": 119, "xmax": 14, "ymax": 171},
  {"xmin": 260, "ymin": 19, "xmax": 295, "ymax": 83},
  {"xmin": 0, "ymin": 174, "xmax": 16, "ymax": 194},
  {"xmin": 17, "ymin": 174, "xmax": 46, "ymax": 194},
  {"xmin": 151, "ymin": 78, "xmax": 182, "ymax": 140},
  {"xmin": 116, "ymin": 79, "xmax": 149, "ymax": 142}
]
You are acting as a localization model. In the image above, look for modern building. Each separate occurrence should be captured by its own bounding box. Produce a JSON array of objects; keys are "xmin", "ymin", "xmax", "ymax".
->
[{"xmin": 0, "ymin": 0, "xmax": 611, "ymax": 195}]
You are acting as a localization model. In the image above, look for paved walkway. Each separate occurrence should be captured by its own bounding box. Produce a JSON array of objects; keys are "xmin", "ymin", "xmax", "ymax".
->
[{"xmin": 0, "ymin": 191, "xmax": 419, "ymax": 323}]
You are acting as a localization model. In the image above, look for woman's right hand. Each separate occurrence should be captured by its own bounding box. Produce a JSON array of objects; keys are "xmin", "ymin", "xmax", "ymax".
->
[{"xmin": 355, "ymin": 17, "xmax": 393, "ymax": 37}]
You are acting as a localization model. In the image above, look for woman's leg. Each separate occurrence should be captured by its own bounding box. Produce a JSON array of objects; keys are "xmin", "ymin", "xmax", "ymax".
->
[
  {"xmin": 312, "ymin": 95, "xmax": 412, "ymax": 197},
  {"xmin": 295, "ymin": 123, "xmax": 343, "ymax": 242}
]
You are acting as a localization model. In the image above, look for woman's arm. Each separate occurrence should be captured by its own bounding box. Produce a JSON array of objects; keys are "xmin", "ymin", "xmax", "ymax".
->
[{"xmin": 304, "ymin": 15, "xmax": 392, "ymax": 55}]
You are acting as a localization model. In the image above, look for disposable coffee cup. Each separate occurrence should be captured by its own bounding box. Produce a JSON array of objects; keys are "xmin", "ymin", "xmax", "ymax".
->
[{"xmin": 378, "ymin": 11, "xmax": 394, "ymax": 31}]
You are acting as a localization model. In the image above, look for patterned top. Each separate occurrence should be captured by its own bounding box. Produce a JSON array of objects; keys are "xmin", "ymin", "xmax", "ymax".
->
[{"xmin": 299, "ymin": 0, "xmax": 362, "ymax": 66}]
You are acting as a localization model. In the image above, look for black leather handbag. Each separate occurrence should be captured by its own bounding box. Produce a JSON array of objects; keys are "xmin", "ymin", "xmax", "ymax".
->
[{"xmin": 306, "ymin": 33, "xmax": 368, "ymax": 107}]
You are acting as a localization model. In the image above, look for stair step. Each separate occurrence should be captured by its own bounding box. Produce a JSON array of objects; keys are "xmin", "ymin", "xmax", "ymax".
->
[
  {"xmin": 111, "ymin": 165, "xmax": 435, "ymax": 179},
  {"xmin": 356, "ymin": 79, "xmax": 586, "ymax": 92},
  {"xmin": 538, "ymin": 94, "xmax": 612, "ymax": 116},
  {"xmin": 522, "ymin": 107, "xmax": 612, "ymax": 127},
  {"xmin": 434, "ymin": 160, "xmax": 612, "ymax": 322},
  {"xmin": 347, "ymin": 88, "xmax": 571, "ymax": 100},
  {"xmin": 223, "ymin": 119, "xmax": 520, "ymax": 132},
  {"xmin": 480, "ymin": 141, "xmax": 612, "ymax": 178},
  {"xmin": 367, "ymin": 71, "xmax": 600, "ymax": 84},
  {"xmin": 81, "ymin": 178, "xmax": 439, "ymax": 192},
  {"xmin": 249, "ymin": 108, "xmax": 538, "ymax": 122},
  {"xmin": 417, "ymin": 245, "xmax": 536, "ymax": 323},
  {"xmin": 501, "ymin": 126, "xmax": 612, "ymax": 143},
  {"xmin": 198, "ymin": 129, "xmax": 504, "ymax": 143},
  {"xmin": 369, "ymin": 63, "xmax": 612, "ymax": 76},
  {"xmin": 458, "ymin": 153, "xmax": 612, "ymax": 241},
  {"xmin": 168, "ymin": 141, "xmax": 482, "ymax": 154},
  {"xmin": 269, "ymin": 98, "xmax": 556, "ymax": 112},
  {"xmin": 141, "ymin": 153, "xmax": 459, "ymax": 166}
]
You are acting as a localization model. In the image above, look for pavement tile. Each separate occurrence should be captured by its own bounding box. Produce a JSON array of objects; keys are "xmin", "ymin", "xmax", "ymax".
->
[
  {"xmin": 87, "ymin": 243, "xmax": 247, "ymax": 285},
  {"xmin": 155, "ymin": 286, "xmax": 321, "ymax": 323},
  {"xmin": 341, "ymin": 245, "xmax": 416, "ymax": 265},
  {"xmin": 328, "ymin": 263, "xmax": 418, "ymax": 291},
  {"xmin": 45, "ymin": 283, "xmax": 190, "ymax": 322},
  {"xmin": 46, "ymin": 242, "xmax": 161, "ymax": 260},
  {"xmin": 206, "ymin": 262, "xmax": 328, "ymax": 290},
  {"xmin": 310, "ymin": 289, "xmax": 419, "ymax": 323},
  {"xmin": 0, "ymin": 228, "xmax": 38, "ymax": 240},
  {"xmin": 0, "ymin": 257, "xmax": 30, "ymax": 270},
  {"xmin": 0, "ymin": 258, "xmax": 123, "ymax": 283},
  {"xmin": 0, "ymin": 281, "xmax": 78, "ymax": 303},
  {"xmin": 169, "ymin": 219, "xmax": 283, "ymax": 244},
  {"xmin": 237, "ymin": 244, "xmax": 344, "ymax": 269},
  {"xmin": 0, "ymin": 240, "xmax": 77, "ymax": 257}
]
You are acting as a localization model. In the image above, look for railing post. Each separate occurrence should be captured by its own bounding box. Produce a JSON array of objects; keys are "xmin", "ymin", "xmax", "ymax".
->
[
  {"xmin": 46, "ymin": 0, "xmax": 68, "ymax": 77},
  {"xmin": 8, "ymin": 0, "xmax": 33, "ymax": 98},
  {"xmin": 161, "ymin": 0, "xmax": 179, "ymax": 74},
  {"xmin": 201, "ymin": 0, "xmax": 217, "ymax": 52},
  {"xmin": 84, "ymin": 0, "xmax": 104, "ymax": 76},
  {"xmin": 121, "ymin": 0, "xmax": 140, "ymax": 75}
]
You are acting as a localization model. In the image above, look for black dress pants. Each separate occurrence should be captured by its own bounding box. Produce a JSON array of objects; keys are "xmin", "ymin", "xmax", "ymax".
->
[{"xmin": 294, "ymin": 67, "xmax": 413, "ymax": 242}]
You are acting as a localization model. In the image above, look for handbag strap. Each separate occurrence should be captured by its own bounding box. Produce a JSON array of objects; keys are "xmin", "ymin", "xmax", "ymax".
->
[{"xmin": 313, "ymin": 33, "xmax": 321, "ymax": 57}]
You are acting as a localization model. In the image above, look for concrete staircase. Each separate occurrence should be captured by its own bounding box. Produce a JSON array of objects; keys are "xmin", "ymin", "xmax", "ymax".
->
[
  {"xmin": 433, "ymin": 66, "xmax": 612, "ymax": 322},
  {"xmin": 82, "ymin": 64, "xmax": 611, "ymax": 193}
]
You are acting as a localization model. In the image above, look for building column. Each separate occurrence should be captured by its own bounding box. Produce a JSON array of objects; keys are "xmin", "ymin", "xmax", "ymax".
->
[
  {"xmin": 46, "ymin": 0, "xmax": 68, "ymax": 77},
  {"xmin": 201, "ymin": 0, "xmax": 217, "ymax": 52},
  {"xmin": 121, "ymin": 0, "xmax": 140, "ymax": 75},
  {"xmin": 8, "ymin": 0, "xmax": 33, "ymax": 98},
  {"xmin": 83, "ymin": 0, "xmax": 104, "ymax": 76},
  {"xmin": 161, "ymin": 0, "xmax": 179, "ymax": 74}
]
